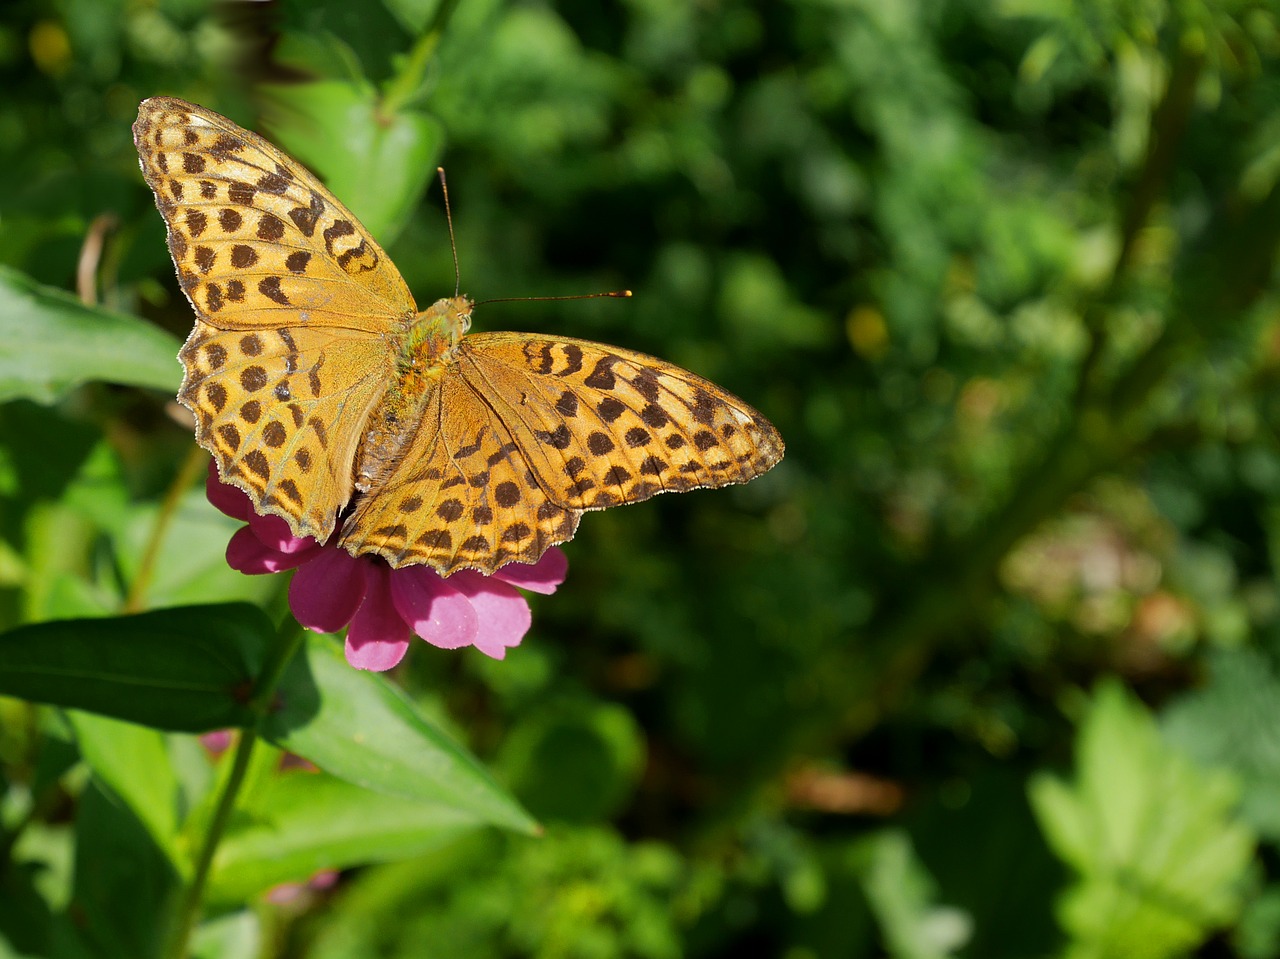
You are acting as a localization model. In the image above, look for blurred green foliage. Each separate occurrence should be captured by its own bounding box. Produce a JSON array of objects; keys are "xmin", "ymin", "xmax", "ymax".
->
[{"xmin": 4, "ymin": 0, "xmax": 1280, "ymax": 955}]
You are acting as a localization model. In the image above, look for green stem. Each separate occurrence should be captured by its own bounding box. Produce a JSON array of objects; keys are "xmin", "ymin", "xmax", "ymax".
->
[
  {"xmin": 125, "ymin": 446, "xmax": 208, "ymax": 613},
  {"xmin": 1072, "ymin": 36, "xmax": 1204, "ymax": 409},
  {"xmin": 161, "ymin": 616, "xmax": 308, "ymax": 959},
  {"xmin": 162, "ymin": 727, "xmax": 255, "ymax": 959},
  {"xmin": 382, "ymin": 0, "xmax": 461, "ymax": 115}
]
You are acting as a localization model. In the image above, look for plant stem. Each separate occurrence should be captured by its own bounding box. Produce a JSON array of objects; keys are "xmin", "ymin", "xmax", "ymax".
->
[
  {"xmin": 381, "ymin": 0, "xmax": 460, "ymax": 115},
  {"xmin": 124, "ymin": 446, "xmax": 209, "ymax": 613},
  {"xmin": 161, "ymin": 727, "xmax": 255, "ymax": 959},
  {"xmin": 161, "ymin": 617, "xmax": 308, "ymax": 959},
  {"xmin": 1072, "ymin": 36, "xmax": 1204, "ymax": 408}
]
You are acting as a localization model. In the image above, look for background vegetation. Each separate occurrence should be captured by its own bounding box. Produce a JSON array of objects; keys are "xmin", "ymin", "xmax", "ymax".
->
[{"xmin": 3, "ymin": 0, "xmax": 1280, "ymax": 956}]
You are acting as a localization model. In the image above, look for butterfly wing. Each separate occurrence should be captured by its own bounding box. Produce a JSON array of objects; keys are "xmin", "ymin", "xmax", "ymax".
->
[
  {"xmin": 134, "ymin": 97, "xmax": 412, "ymax": 541},
  {"xmin": 455, "ymin": 333, "xmax": 784, "ymax": 510},
  {"xmin": 134, "ymin": 97, "xmax": 415, "ymax": 331},
  {"xmin": 339, "ymin": 331, "xmax": 781, "ymax": 575},
  {"xmin": 180, "ymin": 322, "xmax": 393, "ymax": 541},
  {"xmin": 339, "ymin": 374, "xmax": 582, "ymax": 575}
]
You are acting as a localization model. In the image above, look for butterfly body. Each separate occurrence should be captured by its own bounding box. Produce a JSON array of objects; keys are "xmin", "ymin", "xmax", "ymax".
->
[
  {"xmin": 356, "ymin": 297, "xmax": 469, "ymax": 495},
  {"xmin": 135, "ymin": 97, "xmax": 783, "ymax": 575},
  {"xmin": 398, "ymin": 295, "xmax": 472, "ymax": 372}
]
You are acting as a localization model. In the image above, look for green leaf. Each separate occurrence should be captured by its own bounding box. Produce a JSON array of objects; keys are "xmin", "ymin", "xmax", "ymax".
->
[
  {"xmin": 0, "ymin": 266, "xmax": 180, "ymax": 404},
  {"xmin": 849, "ymin": 830, "xmax": 972, "ymax": 959},
  {"xmin": 112, "ymin": 483, "xmax": 277, "ymax": 612},
  {"xmin": 207, "ymin": 770, "xmax": 483, "ymax": 904},
  {"xmin": 1163, "ymin": 647, "xmax": 1280, "ymax": 842},
  {"xmin": 268, "ymin": 634, "xmax": 536, "ymax": 835},
  {"xmin": 257, "ymin": 80, "xmax": 445, "ymax": 243},
  {"xmin": 1028, "ymin": 680, "xmax": 1256, "ymax": 959},
  {"xmin": 67, "ymin": 712, "xmax": 184, "ymax": 873},
  {"xmin": 189, "ymin": 910, "xmax": 262, "ymax": 959},
  {"xmin": 381, "ymin": 0, "xmax": 442, "ymax": 34},
  {"xmin": 71, "ymin": 780, "xmax": 178, "ymax": 959},
  {"xmin": 0, "ymin": 607, "xmax": 533, "ymax": 834},
  {"xmin": 0, "ymin": 604, "xmax": 272, "ymax": 732},
  {"xmin": 497, "ymin": 698, "xmax": 646, "ymax": 823}
]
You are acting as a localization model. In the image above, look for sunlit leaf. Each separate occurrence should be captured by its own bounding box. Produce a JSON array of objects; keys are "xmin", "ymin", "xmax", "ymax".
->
[
  {"xmin": 0, "ymin": 266, "xmax": 180, "ymax": 403},
  {"xmin": 1029, "ymin": 680, "xmax": 1256, "ymax": 959}
]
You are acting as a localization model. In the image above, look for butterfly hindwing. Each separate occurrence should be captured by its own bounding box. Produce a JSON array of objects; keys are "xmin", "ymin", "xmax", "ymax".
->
[
  {"xmin": 339, "ymin": 375, "xmax": 582, "ymax": 575},
  {"xmin": 181, "ymin": 321, "xmax": 393, "ymax": 541},
  {"xmin": 340, "ymin": 331, "xmax": 783, "ymax": 575}
]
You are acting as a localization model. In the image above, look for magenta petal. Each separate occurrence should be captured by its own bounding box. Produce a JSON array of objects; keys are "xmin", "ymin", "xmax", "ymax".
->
[
  {"xmin": 207, "ymin": 460, "xmax": 315, "ymax": 554},
  {"xmin": 289, "ymin": 548, "xmax": 370, "ymax": 632},
  {"xmin": 206, "ymin": 462, "xmax": 253, "ymax": 521},
  {"xmin": 345, "ymin": 567, "xmax": 411, "ymax": 671},
  {"xmin": 448, "ymin": 573, "xmax": 531, "ymax": 659},
  {"xmin": 199, "ymin": 730, "xmax": 233, "ymax": 756},
  {"xmin": 493, "ymin": 547, "xmax": 568, "ymax": 595},
  {"xmin": 390, "ymin": 567, "xmax": 480, "ymax": 650},
  {"xmin": 226, "ymin": 527, "xmax": 320, "ymax": 574},
  {"xmin": 248, "ymin": 511, "xmax": 316, "ymax": 554}
]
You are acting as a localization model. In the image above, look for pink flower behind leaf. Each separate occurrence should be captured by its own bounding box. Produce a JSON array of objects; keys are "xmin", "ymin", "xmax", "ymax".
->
[{"xmin": 206, "ymin": 463, "xmax": 567, "ymax": 670}]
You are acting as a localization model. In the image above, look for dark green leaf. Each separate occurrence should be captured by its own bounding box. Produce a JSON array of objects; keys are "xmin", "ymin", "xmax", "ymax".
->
[
  {"xmin": 1164, "ymin": 648, "xmax": 1280, "ymax": 841},
  {"xmin": 67, "ymin": 713, "xmax": 183, "ymax": 869},
  {"xmin": 72, "ymin": 781, "xmax": 178, "ymax": 959},
  {"xmin": 497, "ymin": 699, "xmax": 645, "ymax": 823},
  {"xmin": 0, "ymin": 605, "xmax": 271, "ymax": 732}
]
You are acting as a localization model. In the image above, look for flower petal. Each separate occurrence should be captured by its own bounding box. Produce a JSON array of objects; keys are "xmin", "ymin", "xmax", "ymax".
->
[
  {"xmin": 206, "ymin": 461, "xmax": 253, "ymax": 521},
  {"xmin": 207, "ymin": 460, "xmax": 315, "ymax": 554},
  {"xmin": 494, "ymin": 547, "xmax": 568, "ymax": 595},
  {"xmin": 248, "ymin": 511, "xmax": 317, "ymax": 555},
  {"xmin": 226, "ymin": 526, "xmax": 321, "ymax": 574},
  {"xmin": 448, "ymin": 572, "xmax": 531, "ymax": 660},
  {"xmin": 345, "ymin": 567, "xmax": 411, "ymax": 671},
  {"xmin": 289, "ymin": 548, "xmax": 369, "ymax": 632},
  {"xmin": 199, "ymin": 730, "xmax": 234, "ymax": 757},
  {"xmin": 390, "ymin": 567, "xmax": 479, "ymax": 650}
]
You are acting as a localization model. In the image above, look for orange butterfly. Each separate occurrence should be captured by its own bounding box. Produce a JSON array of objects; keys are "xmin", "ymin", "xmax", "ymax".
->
[{"xmin": 134, "ymin": 97, "xmax": 784, "ymax": 575}]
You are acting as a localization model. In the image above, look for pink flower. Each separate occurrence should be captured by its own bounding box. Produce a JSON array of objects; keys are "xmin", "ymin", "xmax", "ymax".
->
[
  {"xmin": 206, "ymin": 463, "xmax": 567, "ymax": 670},
  {"xmin": 265, "ymin": 868, "xmax": 339, "ymax": 906},
  {"xmin": 199, "ymin": 730, "xmax": 234, "ymax": 757}
]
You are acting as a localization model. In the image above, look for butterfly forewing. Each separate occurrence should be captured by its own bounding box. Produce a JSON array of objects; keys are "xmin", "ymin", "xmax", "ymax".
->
[
  {"xmin": 456, "ymin": 334, "xmax": 785, "ymax": 510},
  {"xmin": 134, "ymin": 97, "xmax": 416, "ymax": 332}
]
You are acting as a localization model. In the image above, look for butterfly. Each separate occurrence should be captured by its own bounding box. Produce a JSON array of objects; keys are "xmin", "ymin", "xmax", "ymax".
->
[{"xmin": 133, "ymin": 97, "xmax": 784, "ymax": 575}]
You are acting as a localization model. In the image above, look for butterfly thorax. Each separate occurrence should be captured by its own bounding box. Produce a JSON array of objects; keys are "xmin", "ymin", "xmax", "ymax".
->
[
  {"xmin": 354, "ymin": 296, "xmax": 474, "ymax": 493},
  {"xmin": 398, "ymin": 296, "xmax": 473, "ymax": 368}
]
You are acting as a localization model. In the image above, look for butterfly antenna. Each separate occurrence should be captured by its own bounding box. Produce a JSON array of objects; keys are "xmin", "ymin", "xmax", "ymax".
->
[
  {"xmin": 437, "ymin": 167, "xmax": 462, "ymax": 297},
  {"xmin": 478, "ymin": 290, "xmax": 633, "ymax": 306}
]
